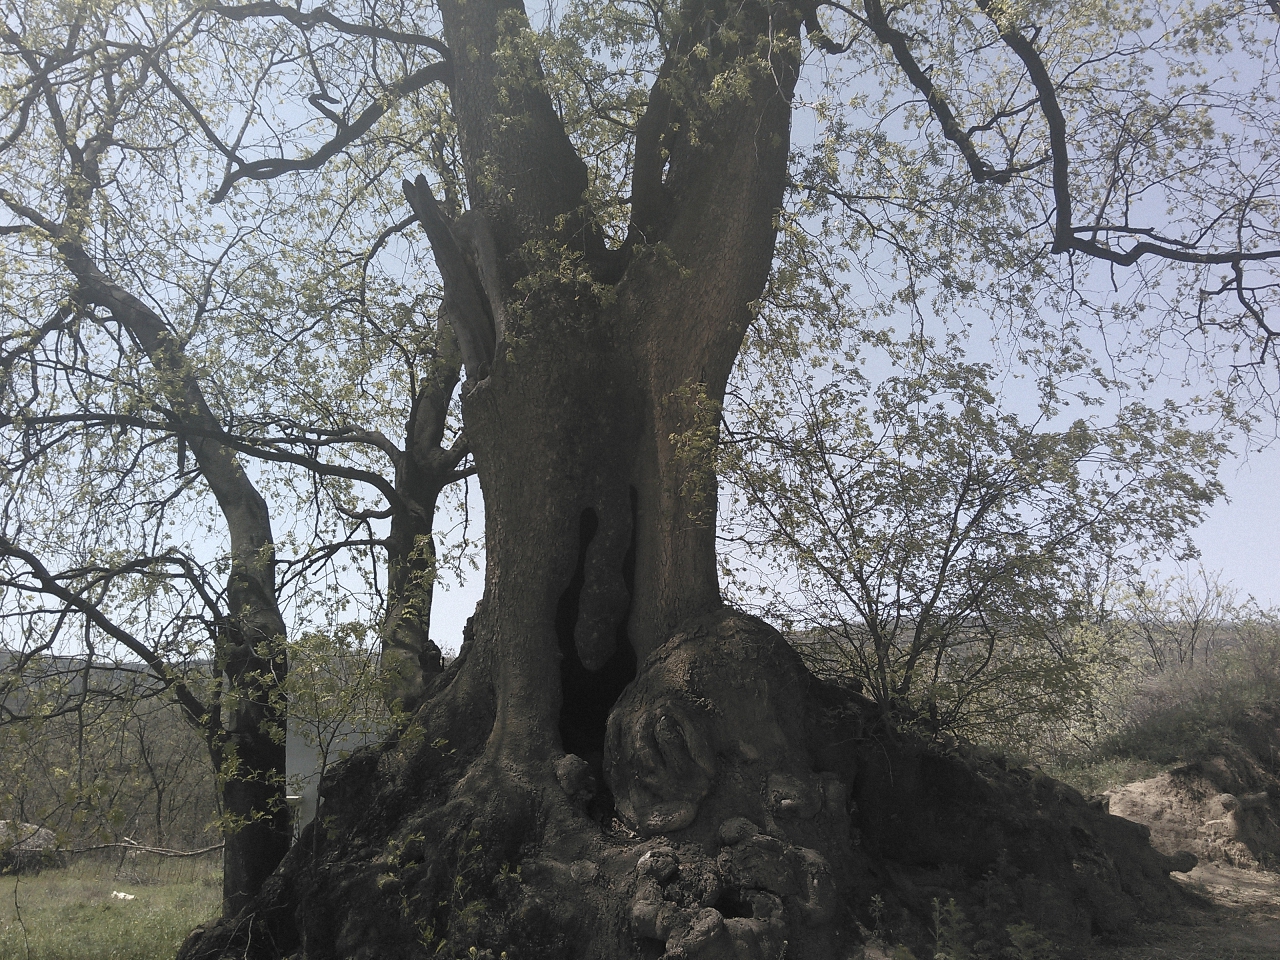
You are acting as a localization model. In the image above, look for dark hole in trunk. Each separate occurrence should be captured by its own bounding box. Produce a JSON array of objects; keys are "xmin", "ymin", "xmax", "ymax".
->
[
  {"xmin": 714, "ymin": 888, "xmax": 756, "ymax": 920},
  {"xmin": 556, "ymin": 493, "xmax": 638, "ymax": 820}
]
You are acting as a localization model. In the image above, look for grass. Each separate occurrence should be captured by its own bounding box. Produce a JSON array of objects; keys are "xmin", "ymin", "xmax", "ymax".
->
[{"xmin": 0, "ymin": 853, "xmax": 220, "ymax": 960}]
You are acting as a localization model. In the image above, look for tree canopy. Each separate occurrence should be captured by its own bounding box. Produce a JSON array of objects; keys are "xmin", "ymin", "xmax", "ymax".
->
[
  {"xmin": 0, "ymin": 0, "xmax": 473, "ymax": 911},
  {"xmin": 1, "ymin": 0, "xmax": 1278, "ymax": 954},
  {"xmin": 722, "ymin": 333, "xmax": 1228, "ymax": 734}
]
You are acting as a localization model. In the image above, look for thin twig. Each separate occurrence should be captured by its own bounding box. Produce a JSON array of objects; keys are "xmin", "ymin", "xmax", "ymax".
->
[{"xmin": 68, "ymin": 841, "xmax": 224, "ymax": 858}]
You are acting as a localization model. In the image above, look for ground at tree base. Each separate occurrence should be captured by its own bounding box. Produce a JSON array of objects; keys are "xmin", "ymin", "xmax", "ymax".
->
[
  {"xmin": 1078, "ymin": 862, "xmax": 1280, "ymax": 960},
  {"xmin": 860, "ymin": 861, "xmax": 1280, "ymax": 959},
  {"xmin": 176, "ymin": 612, "xmax": 1208, "ymax": 960}
]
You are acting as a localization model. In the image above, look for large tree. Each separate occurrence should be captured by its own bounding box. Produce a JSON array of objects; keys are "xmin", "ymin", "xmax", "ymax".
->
[
  {"xmin": 720, "ymin": 334, "xmax": 1227, "ymax": 736},
  {"xmin": 0, "ymin": 0, "xmax": 469, "ymax": 913},
  {"xmin": 3, "ymin": 0, "xmax": 1277, "ymax": 955}
]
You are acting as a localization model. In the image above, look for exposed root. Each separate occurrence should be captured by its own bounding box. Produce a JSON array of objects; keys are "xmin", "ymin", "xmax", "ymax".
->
[{"xmin": 179, "ymin": 610, "xmax": 1196, "ymax": 960}]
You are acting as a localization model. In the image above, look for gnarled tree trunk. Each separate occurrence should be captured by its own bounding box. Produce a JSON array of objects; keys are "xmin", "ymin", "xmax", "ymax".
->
[
  {"xmin": 176, "ymin": 0, "xmax": 1196, "ymax": 955},
  {"xmin": 413, "ymin": 0, "xmax": 797, "ymax": 778}
]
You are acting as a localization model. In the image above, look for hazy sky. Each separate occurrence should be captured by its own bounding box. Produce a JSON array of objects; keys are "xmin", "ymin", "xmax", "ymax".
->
[{"xmin": 1191, "ymin": 443, "xmax": 1280, "ymax": 608}]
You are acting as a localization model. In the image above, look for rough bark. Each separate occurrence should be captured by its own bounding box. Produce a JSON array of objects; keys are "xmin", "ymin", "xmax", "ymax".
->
[
  {"xmin": 403, "ymin": 0, "xmax": 801, "ymax": 773},
  {"xmin": 175, "ymin": 0, "xmax": 1197, "ymax": 954},
  {"xmin": 178, "ymin": 611, "xmax": 1195, "ymax": 960}
]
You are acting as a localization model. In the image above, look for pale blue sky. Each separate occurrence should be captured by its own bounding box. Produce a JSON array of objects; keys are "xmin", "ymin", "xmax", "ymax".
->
[{"xmin": 1189, "ymin": 444, "xmax": 1280, "ymax": 608}]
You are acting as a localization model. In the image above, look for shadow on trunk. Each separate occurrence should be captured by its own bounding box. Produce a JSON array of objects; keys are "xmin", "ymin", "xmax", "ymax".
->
[{"xmin": 178, "ymin": 610, "xmax": 1195, "ymax": 960}]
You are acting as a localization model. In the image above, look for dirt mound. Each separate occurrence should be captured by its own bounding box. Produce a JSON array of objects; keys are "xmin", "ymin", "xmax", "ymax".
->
[
  {"xmin": 832, "ymin": 725, "xmax": 1194, "ymax": 949},
  {"xmin": 179, "ymin": 613, "xmax": 1197, "ymax": 960},
  {"xmin": 1105, "ymin": 703, "xmax": 1280, "ymax": 870}
]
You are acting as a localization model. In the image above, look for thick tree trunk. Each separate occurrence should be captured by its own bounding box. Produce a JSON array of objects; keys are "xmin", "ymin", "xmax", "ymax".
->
[
  {"xmin": 175, "ymin": 0, "xmax": 1197, "ymax": 955},
  {"xmin": 413, "ymin": 0, "xmax": 800, "ymax": 776}
]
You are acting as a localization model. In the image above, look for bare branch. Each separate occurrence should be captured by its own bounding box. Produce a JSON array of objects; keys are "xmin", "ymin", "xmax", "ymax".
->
[
  {"xmin": 207, "ymin": 2, "xmax": 450, "ymax": 57},
  {"xmin": 212, "ymin": 61, "xmax": 452, "ymax": 202},
  {"xmin": 860, "ymin": 0, "xmax": 1016, "ymax": 185}
]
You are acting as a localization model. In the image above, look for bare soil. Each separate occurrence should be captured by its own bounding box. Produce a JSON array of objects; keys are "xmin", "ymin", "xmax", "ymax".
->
[
  {"xmin": 1080, "ymin": 703, "xmax": 1280, "ymax": 958},
  {"xmin": 1088, "ymin": 862, "xmax": 1280, "ymax": 959}
]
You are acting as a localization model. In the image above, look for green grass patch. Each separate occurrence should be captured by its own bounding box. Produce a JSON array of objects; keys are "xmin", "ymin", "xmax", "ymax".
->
[{"xmin": 0, "ymin": 857, "xmax": 219, "ymax": 960}]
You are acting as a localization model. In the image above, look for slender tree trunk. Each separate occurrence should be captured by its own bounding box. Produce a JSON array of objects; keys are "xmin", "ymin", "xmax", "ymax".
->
[
  {"xmin": 380, "ymin": 487, "xmax": 444, "ymax": 712},
  {"xmin": 381, "ymin": 324, "xmax": 465, "ymax": 712},
  {"xmin": 62, "ymin": 246, "xmax": 290, "ymax": 916},
  {"xmin": 213, "ymin": 555, "xmax": 289, "ymax": 916}
]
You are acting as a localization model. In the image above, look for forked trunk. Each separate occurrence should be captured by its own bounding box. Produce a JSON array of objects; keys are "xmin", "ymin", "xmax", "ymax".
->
[
  {"xmin": 381, "ymin": 332, "xmax": 464, "ymax": 712},
  {"xmin": 175, "ymin": 0, "xmax": 1198, "ymax": 953},
  {"xmin": 427, "ymin": 0, "xmax": 799, "ymax": 771}
]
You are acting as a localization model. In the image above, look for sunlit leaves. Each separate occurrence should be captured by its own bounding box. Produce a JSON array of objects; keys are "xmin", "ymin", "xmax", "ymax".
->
[
  {"xmin": 0, "ymin": 0, "xmax": 465, "ymax": 675},
  {"xmin": 722, "ymin": 332, "xmax": 1227, "ymax": 736},
  {"xmin": 794, "ymin": 0, "xmax": 1280, "ymax": 391}
]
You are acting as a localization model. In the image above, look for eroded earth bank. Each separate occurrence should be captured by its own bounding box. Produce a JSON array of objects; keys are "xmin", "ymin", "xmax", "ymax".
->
[{"xmin": 179, "ymin": 612, "xmax": 1217, "ymax": 960}]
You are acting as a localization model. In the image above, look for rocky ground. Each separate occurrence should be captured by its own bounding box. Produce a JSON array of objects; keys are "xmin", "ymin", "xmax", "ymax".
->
[
  {"xmin": 1087, "ymin": 704, "xmax": 1280, "ymax": 958},
  {"xmin": 178, "ymin": 615, "xmax": 1201, "ymax": 960},
  {"xmin": 1090, "ymin": 861, "xmax": 1280, "ymax": 960}
]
